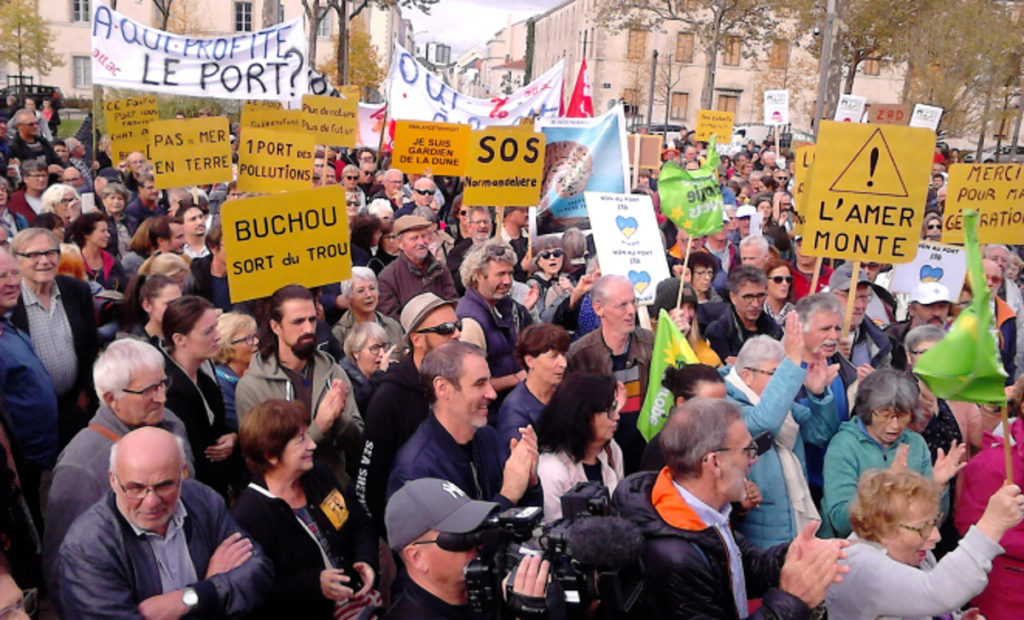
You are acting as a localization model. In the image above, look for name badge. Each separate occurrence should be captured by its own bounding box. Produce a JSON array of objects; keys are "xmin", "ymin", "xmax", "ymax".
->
[{"xmin": 320, "ymin": 489, "xmax": 349, "ymax": 529}]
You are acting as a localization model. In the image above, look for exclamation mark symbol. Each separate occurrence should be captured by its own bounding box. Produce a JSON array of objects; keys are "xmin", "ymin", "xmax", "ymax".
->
[{"xmin": 867, "ymin": 147, "xmax": 879, "ymax": 188}]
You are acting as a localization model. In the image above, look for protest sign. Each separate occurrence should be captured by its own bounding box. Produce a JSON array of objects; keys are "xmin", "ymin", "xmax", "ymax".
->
[
  {"xmin": 301, "ymin": 94, "xmax": 358, "ymax": 146},
  {"xmin": 909, "ymin": 104, "xmax": 943, "ymax": 131},
  {"xmin": 890, "ymin": 240, "xmax": 967, "ymax": 297},
  {"xmin": 942, "ymin": 163, "xmax": 1024, "ymax": 244},
  {"xmin": 392, "ymin": 120, "xmax": 471, "ymax": 176},
  {"xmin": 763, "ymin": 90, "xmax": 790, "ymax": 126},
  {"xmin": 627, "ymin": 134, "xmax": 662, "ymax": 170},
  {"xmin": 868, "ymin": 104, "xmax": 912, "ymax": 126},
  {"xmin": 222, "ymin": 185, "xmax": 351, "ymax": 302},
  {"xmin": 241, "ymin": 104, "xmax": 303, "ymax": 131},
  {"xmin": 792, "ymin": 145, "xmax": 815, "ymax": 236},
  {"xmin": 834, "ymin": 95, "xmax": 866, "ymax": 122},
  {"xmin": 585, "ymin": 192, "xmax": 670, "ymax": 305},
  {"xmin": 104, "ymin": 95, "xmax": 159, "ymax": 163},
  {"xmin": 90, "ymin": 4, "xmax": 307, "ymax": 100},
  {"xmin": 695, "ymin": 110, "xmax": 734, "ymax": 143},
  {"xmin": 802, "ymin": 121, "xmax": 934, "ymax": 262},
  {"xmin": 148, "ymin": 117, "xmax": 232, "ymax": 189},
  {"xmin": 463, "ymin": 126, "xmax": 546, "ymax": 207},
  {"xmin": 237, "ymin": 128, "xmax": 316, "ymax": 192},
  {"xmin": 387, "ymin": 42, "xmax": 562, "ymax": 127}
]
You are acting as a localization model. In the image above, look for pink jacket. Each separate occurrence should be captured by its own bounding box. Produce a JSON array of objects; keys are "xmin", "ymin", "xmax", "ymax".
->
[{"xmin": 955, "ymin": 418, "xmax": 1024, "ymax": 618}]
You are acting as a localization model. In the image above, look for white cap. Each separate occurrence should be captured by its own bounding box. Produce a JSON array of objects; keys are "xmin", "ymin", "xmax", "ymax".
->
[
  {"xmin": 736, "ymin": 205, "xmax": 757, "ymax": 219},
  {"xmin": 910, "ymin": 282, "xmax": 952, "ymax": 305}
]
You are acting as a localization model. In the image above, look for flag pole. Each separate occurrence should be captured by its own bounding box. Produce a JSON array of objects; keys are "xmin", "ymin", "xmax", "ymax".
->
[
  {"xmin": 675, "ymin": 236, "xmax": 693, "ymax": 309},
  {"xmin": 840, "ymin": 261, "xmax": 861, "ymax": 340},
  {"xmin": 1002, "ymin": 406, "xmax": 1014, "ymax": 486},
  {"xmin": 809, "ymin": 256, "xmax": 824, "ymax": 295}
]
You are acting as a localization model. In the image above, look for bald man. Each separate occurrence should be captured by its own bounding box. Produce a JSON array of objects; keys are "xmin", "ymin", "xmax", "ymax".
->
[{"xmin": 59, "ymin": 427, "xmax": 272, "ymax": 619}]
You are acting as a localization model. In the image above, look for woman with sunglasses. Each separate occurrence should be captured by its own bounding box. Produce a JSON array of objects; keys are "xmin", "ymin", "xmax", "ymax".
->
[
  {"xmin": 526, "ymin": 235, "xmax": 572, "ymax": 322},
  {"xmin": 214, "ymin": 312, "xmax": 260, "ymax": 431},
  {"xmin": 340, "ymin": 322, "xmax": 394, "ymax": 416},
  {"xmin": 762, "ymin": 256, "xmax": 795, "ymax": 324},
  {"xmin": 922, "ymin": 211, "xmax": 943, "ymax": 242}
]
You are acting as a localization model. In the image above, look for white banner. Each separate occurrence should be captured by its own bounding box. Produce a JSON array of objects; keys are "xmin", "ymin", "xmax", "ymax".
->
[
  {"xmin": 91, "ymin": 3, "xmax": 308, "ymax": 100},
  {"xmin": 386, "ymin": 43, "xmax": 563, "ymax": 127},
  {"xmin": 909, "ymin": 104, "xmax": 944, "ymax": 131},
  {"xmin": 763, "ymin": 89, "xmax": 790, "ymax": 126},
  {"xmin": 834, "ymin": 94, "xmax": 867, "ymax": 122}
]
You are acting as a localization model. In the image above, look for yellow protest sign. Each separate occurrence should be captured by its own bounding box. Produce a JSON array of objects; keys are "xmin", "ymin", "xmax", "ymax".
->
[
  {"xmin": 463, "ymin": 127, "xmax": 546, "ymax": 207},
  {"xmin": 148, "ymin": 118, "xmax": 233, "ymax": 189},
  {"xmin": 222, "ymin": 185, "xmax": 351, "ymax": 303},
  {"xmin": 792, "ymin": 144, "xmax": 815, "ymax": 237},
  {"xmin": 942, "ymin": 163, "xmax": 1024, "ymax": 244},
  {"xmin": 237, "ymin": 128, "xmax": 316, "ymax": 193},
  {"xmin": 695, "ymin": 110, "xmax": 734, "ymax": 143},
  {"xmin": 241, "ymin": 103, "xmax": 303, "ymax": 132},
  {"xmin": 392, "ymin": 120, "xmax": 471, "ymax": 176},
  {"xmin": 104, "ymin": 95, "xmax": 159, "ymax": 163},
  {"xmin": 802, "ymin": 121, "xmax": 934, "ymax": 263},
  {"xmin": 301, "ymin": 94, "xmax": 358, "ymax": 147}
]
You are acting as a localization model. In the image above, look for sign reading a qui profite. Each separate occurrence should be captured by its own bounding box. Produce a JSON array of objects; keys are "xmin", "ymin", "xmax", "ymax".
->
[
  {"xmin": 301, "ymin": 94, "xmax": 358, "ymax": 147},
  {"xmin": 392, "ymin": 120, "xmax": 470, "ymax": 176},
  {"xmin": 803, "ymin": 121, "xmax": 934, "ymax": 263},
  {"xmin": 695, "ymin": 110, "xmax": 734, "ymax": 143},
  {"xmin": 463, "ymin": 127, "xmax": 545, "ymax": 207},
  {"xmin": 104, "ymin": 95, "xmax": 159, "ymax": 163},
  {"xmin": 148, "ymin": 117, "xmax": 233, "ymax": 189},
  {"xmin": 222, "ymin": 185, "xmax": 351, "ymax": 303},
  {"xmin": 942, "ymin": 163, "xmax": 1024, "ymax": 244},
  {"xmin": 237, "ymin": 128, "xmax": 316, "ymax": 193}
]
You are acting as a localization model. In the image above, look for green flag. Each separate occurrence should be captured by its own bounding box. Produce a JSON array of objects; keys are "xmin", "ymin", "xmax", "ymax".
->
[
  {"xmin": 658, "ymin": 135, "xmax": 724, "ymax": 237},
  {"xmin": 914, "ymin": 209, "xmax": 1007, "ymax": 406},
  {"xmin": 638, "ymin": 309, "xmax": 701, "ymax": 441}
]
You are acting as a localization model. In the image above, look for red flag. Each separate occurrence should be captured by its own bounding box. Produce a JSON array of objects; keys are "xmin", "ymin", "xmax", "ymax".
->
[{"xmin": 566, "ymin": 58, "xmax": 593, "ymax": 118}]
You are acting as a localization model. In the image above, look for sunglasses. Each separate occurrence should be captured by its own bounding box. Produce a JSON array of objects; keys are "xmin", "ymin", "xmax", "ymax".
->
[
  {"xmin": 345, "ymin": 175, "xmax": 359, "ymax": 180},
  {"xmin": 538, "ymin": 249, "xmax": 564, "ymax": 260},
  {"xmin": 769, "ymin": 275, "xmax": 793, "ymax": 284},
  {"xmin": 414, "ymin": 188, "xmax": 433, "ymax": 196},
  {"xmin": 926, "ymin": 224, "xmax": 942, "ymax": 230},
  {"xmin": 416, "ymin": 319, "xmax": 462, "ymax": 336}
]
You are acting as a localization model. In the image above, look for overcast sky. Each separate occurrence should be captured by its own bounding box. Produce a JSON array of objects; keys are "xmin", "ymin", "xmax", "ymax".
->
[{"xmin": 405, "ymin": 0, "xmax": 564, "ymax": 56}]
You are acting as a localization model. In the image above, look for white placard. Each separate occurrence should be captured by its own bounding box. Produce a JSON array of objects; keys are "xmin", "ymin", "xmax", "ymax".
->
[
  {"xmin": 889, "ymin": 240, "xmax": 966, "ymax": 297},
  {"xmin": 909, "ymin": 104, "xmax": 944, "ymax": 131},
  {"xmin": 834, "ymin": 95, "xmax": 867, "ymax": 122},
  {"xmin": 763, "ymin": 89, "xmax": 790, "ymax": 126},
  {"xmin": 585, "ymin": 192, "xmax": 670, "ymax": 305}
]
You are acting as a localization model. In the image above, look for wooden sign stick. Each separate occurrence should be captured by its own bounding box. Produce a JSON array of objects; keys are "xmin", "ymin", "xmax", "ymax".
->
[{"xmin": 675, "ymin": 236, "xmax": 694, "ymax": 309}]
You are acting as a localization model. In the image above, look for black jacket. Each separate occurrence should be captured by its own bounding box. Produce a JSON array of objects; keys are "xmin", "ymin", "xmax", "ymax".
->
[
  {"xmin": 705, "ymin": 305, "xmax": 784, "ymax": 362},
  {"xmin": 231, "ymin": 463, "xmax": 378, "ymax": 620},
  {"xmin": 385, "ymin": 577, "xmax": 484, "ymax": 619},
  {"xmin": 612, "ymin": 471, "xmax": 810, "ymax": 620}
]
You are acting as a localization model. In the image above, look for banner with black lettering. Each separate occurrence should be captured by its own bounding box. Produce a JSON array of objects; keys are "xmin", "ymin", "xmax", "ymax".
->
[{"xmin": 91, "ymin": 3, "xmax": 308, "ymax": 100}]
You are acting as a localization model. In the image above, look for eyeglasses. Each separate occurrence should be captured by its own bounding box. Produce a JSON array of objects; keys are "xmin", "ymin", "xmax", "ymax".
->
[
  {"xmin": 416, "ymin": 319, "xmax": 462, "ymax": 336},
  {"xmin": 926, "ymin": 224, "xmax": 942, "ymax": 231},
  {"xmin": 346, "ymin": 201, "xmax": 360, "ymax": 207},
  {"xmin": 0, "ymin": 269, "xmax": 19, "ymax": 280},
  {"xmin": 344, "ymin": 175, "xmax": 359, "ymax": 180},
  {"xmin": 114, "ymin": 474, "xmax": 182, "ymax": 501},
  {"xmin": 538, "ymin": 249, "xmax": 564, "ymax": 260},
  {"xmin": 908, "ymin": 347, "xmax": 932, "ymax": 356},
  {"xmin": 26, "ymin": 173, "xmax": 48, "ymax": 179},
  {"xmin": 769, "ymin": 275, "xmax": 793, "ymax": 284},
  {"xmin": 871, "ymin": 409, "xmax": 913, "ymax": 423},
  {"xmin": 365, "ymin": 343, "xmax": 386, "ymax": 355},
  {"xmin": 382, "ymin": 234, "xmax": 398, "ymax": 240},
  {"xmin": 715, "ymin": 441, "xmax": 759, "ymax": 459},
  {"xmin": 745, "ymin": 367, "xmax": 776, "ymax": 377},
  {"xmin": 58, "ymin": 196, "xmax": 79, "ymax": 204},
  {"xmin": 15, "ymin": 248, "xmax": 60, "ymax": 261},
  {"xmin": 899, "ymin": 513, "xmax": 943, "ymax": 539},
  {"xmin": 0, "ymin": 588, "xmax": 36, "ymax": 618},
  {"xmin": 692, "ymin": 269, "xmax": 714, "ymax": 278},
  {"xmin": 21, "ymin": 121, "xmax": 38, "ymax": 127},
  {"xmin": 470, "ymin": 219, "xmax": 490, "ymax": 227},
  {"xmin": 459, "ymin": 210, "xmax": 468, "ymax": 217},
  {"xmin": 121, "ymin": 377, "xmax": 171, "ymax": 397},
  {"xmin": 414, "ymin": 188, "xmax": 434, "ymax": 196},
  {"xmin": 739, "ymin": 292, "xmax": 768, "ymax": 303},
  {"xmin": 230, "ymin": 334, "xmax": 259, "ymax": 346}
]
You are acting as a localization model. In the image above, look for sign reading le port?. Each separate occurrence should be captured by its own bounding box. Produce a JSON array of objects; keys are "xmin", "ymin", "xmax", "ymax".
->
[{"xmin": 222, "ymin": 185, "xmax": 351, "ymax": 303}]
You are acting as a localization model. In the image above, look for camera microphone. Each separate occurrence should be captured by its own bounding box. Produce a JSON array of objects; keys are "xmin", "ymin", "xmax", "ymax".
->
[{"xmin": 566, "ymin": 516, "xmax": 644, "ymax": 570}]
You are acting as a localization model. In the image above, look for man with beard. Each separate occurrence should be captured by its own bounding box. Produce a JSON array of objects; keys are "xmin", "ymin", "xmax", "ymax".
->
[
  {"xmin": 235, "ymin": 285, "xmax": 363, "ymax": 485},
  {"xmin": 180, "ymin": 203, "xmax": 209, "ymax": 260},
  {"xmin": 446, "ymin": 206, "xmax": 493, "ymax": 296},
  {"xmin": 377, "ymin": 215, "xmax": 457, "ymax": 320},
  {"xmin": 886, "ymin": 282, "xmax": 953, "ymax": 371}
]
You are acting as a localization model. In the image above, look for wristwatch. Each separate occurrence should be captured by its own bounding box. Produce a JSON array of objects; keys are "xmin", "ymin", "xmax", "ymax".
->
[{"xmin": 182, "ymin": 587, "xmax": 199, "ymax": 611}]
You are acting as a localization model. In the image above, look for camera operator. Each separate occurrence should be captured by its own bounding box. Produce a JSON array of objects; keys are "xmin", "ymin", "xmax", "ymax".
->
[{"xmin": 384, "ymin": 477, "xmax": 550, "ymax": 619}]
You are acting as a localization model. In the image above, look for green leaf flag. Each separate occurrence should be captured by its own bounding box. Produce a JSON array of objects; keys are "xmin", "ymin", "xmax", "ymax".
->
[
  {"xmin": 638, "ymin": 309, "xmax": 701, "ymax": 441},
  {"xmin": 658, "ymin": 135, "xmax": 724, "ymax": 237},
  {"xmin": 914, "ymin": 209, "xmax": 1007, "ymax": 406}
]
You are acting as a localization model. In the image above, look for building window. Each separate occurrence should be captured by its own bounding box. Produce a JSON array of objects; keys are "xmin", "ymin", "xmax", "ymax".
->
[
  {"xmin": 722, "ymin": 37, "xmax": 741, "ymax": 66},
  {"xmin": 73, "ymin": 56, "xmax": 91, "ymax": 89},
  {"xmin": 770, "ymin": 40, "xmax": 789, "ymax": 70},
  {"xmin": 670, "ymin": 92, "xmax": 689, "ymax": 120},
  {"xmin": 862, "ymin": 59, "xmax": 881, "ymax": 75},
  {"xmin": 234, "ymin": 2, "xmax": 252, "ymax": 32},
  {"xmin": 317, "ymin": 11, "xmax": 331, "ymax": 38},
  {"xmin": 71, "ymin": 0, "xmax": 90, "ymax": 22},
  {"xmin": 627, "ymin": 29, "xmax": 646, "ymax": 60},
  {"xmin": 675, "ymin": 32, "xmax": 694, "ymax": 64},
  {"xmin": 716, "ymin": 94, "xmax": 738, "ymax": 113}
]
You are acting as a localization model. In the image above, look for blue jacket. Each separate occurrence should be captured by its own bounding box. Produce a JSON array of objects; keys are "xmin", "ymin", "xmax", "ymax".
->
[
  {"xmin": 0, "ymin": 315, "xmax": 59, "ymax": 469},
  {"xmin": 723, "ymin": 359, "xmax": 838, "ymax": 548}
]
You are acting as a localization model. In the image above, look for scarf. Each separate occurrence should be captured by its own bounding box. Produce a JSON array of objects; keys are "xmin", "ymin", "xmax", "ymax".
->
[{"xmin": 725, "ymin": 367, "xmax": 820, "ymax": 531}]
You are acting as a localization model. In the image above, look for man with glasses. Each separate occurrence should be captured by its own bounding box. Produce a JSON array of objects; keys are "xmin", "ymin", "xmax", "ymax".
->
[
  {"xmin": 378, "ymin": 215, "xmax": 457, "ymax": 320},
  {"xmin": 886, "ymin": 282, "xmax": 953, "ymax": 371},
  {"xmin": 42, "ymin": 340, "xmax": 195, "ymax": 614},
  {"xmin": 372, "ymin": 168, "xmax": 405, "ymax": 211},
  {"xmin": 357, "ymin": 162, "xmax": 380, "ymax": 199},
  {"xmin": 59, "ymin": 427, "xmax": 272, "ymax": 618},
  {"xmin": 447, "ymin": 206, "xmax": 493, "ymax": 295},
  {"xmin": 7, "ymin": 110, "xmax": 62, "ymax": 177},
  {"xmin": 706, "ymin": 265, "xmax": 783, "ymax": 363},
  {"xmin": 396, "ymin": 176, "xmax": 439, "ymax": 219},
  {"xmin": 613, "ymin": 397, "xmax": 849, "ymax": 619},
  {"xmin": 828, "ymin": 262, "xmax": 892, "ymax": 371},
  {"xmin": 7, "ymin": 161, "xmax": 49, "ymax": 222},
  {"xmin": 64, "ymin": 137, "xmax": 94, "ymax": 194}
]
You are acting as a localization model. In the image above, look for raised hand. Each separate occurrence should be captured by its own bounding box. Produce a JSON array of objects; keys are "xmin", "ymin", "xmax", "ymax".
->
[{"xmin": 932, "ymin": 439, "xmax": 967, "ymax": 486}]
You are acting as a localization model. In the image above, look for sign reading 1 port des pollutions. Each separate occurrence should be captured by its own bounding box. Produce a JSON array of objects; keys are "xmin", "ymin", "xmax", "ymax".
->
[
  {"xmin": 942, "ymin": 163, "xmax": 1024, "ymax": 245},
  {"xmin": 148, "ymin": 117, "xmax": 233, "ymax": 189},
  {"xmin": 222, "ymin": 185, "xmax": 351, "ymax": 302},
  {"xmin": 392, "ymin": 120, "xmax": 471, "ymax": 176},
  {"xmin": 802, "ymin": 121, "xmax": 934, "ymax": 263},
  {"xmin": 237, "ymin": 127, "xmax": 316, "ymax": 193},
  {"xmin": 463, "ymin": 126, "xmax": 546, "ymax": 207}
]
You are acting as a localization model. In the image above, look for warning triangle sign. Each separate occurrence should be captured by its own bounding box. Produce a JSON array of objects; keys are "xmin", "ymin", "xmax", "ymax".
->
[{"xmin": 829, "ymin": 128, "xmax": 909, "ymax": 198}]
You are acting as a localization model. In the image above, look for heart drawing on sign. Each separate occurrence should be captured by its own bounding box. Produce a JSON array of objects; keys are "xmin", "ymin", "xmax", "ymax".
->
[
  {"xmin": 616, "ymin": 215, "xmax": 639, "ymax": 239},
  {"xmin": 628, "ymin": 270, "xmax": 651, "ymax": 294},
  {"xmin": 919, "ymin": 264, "xmax": 943, "ymax": 283}
]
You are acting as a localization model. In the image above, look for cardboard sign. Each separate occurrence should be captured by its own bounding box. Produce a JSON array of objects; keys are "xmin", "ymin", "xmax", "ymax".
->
[
  {"xmin": 763, "ymin": 89, "xmax": 789, "ymax": 126},
  {"xmin": 802, "ymin": 121, "xmax": 934, "ymax": 263},
  {"xmin": 463, "ymin": 126, "xmax": 546, "ymax": 207},
  {"xmin": 241, "ymin": 104, "xmax": 303, "ymax": 132},
  {"xmin": 868, "ymin": 103, "xmax": 912, "ymax": 126},
  {"xmin": 148, "ymin": 117, "xmax": 233, "ymax": 189},
  {"xmin": 222, "ymin": 185, "xmax": 351, "ymax": 303},
  {"xmin": 792, "ymin": 144, "xmax": 816, "ymax": 237},
  {"xmin": 104, "ymin": 95, "xmax": 159, "ymax": 163},
  {"xmin": 695, "ymin": 110, "xmax": 734, "ymax": 143},
  {"xmin": 834, "ymin": 95, "xmax": 866, "ymax": 122},
  {"xmin": 909, "ymin": 104, "xmax": 943, "ymax": 131},
  {"xmin": 236, "ymin": 128, "xmax": 316, "ymax": 192},
  {"xmin": 942, "ymin": 163, "xmax": 1024, "ymax": 244},
  {"xmin": 890, "ymin": 240, "xmax": 967, "ymax": 297},
  {"xmin": 627, "ymin": 134, "xmax": 662, "ymax": 170},
  {"xmin": 392, "ymin": 120, "xmax": 471, "ymax": 176},
  {"xmin": 585, "ymin": 191, "xmax": 670, "ymax": 305},
  {"xmin": 300, "ymin": 94, "xmax": 358, "ymax": 147}
]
